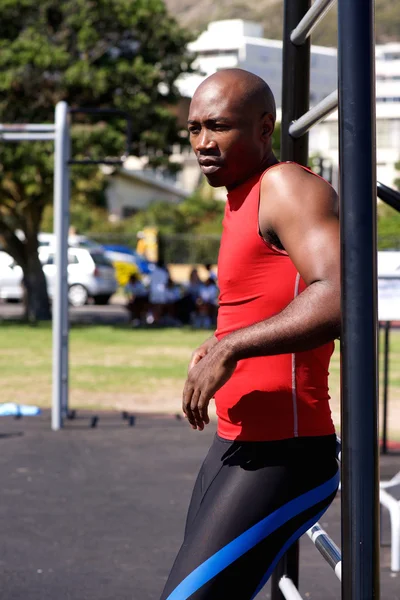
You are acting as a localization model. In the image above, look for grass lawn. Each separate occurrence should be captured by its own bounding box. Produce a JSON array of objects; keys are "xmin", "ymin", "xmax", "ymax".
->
[{"xmin": 1, "ymin": 323, "xmax": 400, "ymax": 437}]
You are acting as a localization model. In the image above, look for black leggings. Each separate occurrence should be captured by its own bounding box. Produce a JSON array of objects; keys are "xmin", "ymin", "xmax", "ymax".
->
[{"xmin": 160, "ymin": 434, "xmax": 339, "ymax": 600}]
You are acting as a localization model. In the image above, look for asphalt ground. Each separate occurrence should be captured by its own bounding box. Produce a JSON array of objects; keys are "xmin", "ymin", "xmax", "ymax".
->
[
  {"xmin": 0, "ymin": 298, "xmax": 130, "ymax": 325},
  {"xmin": 0, "ymin": 412, "xmax": 399, "ymax": 600}
]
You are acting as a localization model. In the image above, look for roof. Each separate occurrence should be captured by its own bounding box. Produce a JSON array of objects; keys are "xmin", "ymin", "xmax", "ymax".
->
[{"xmin": 112, "ymin": 168, "xmax": 190, "ymax": 199}]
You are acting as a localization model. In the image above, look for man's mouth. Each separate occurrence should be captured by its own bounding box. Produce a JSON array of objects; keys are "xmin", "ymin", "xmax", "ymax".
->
[
  {"xmin": 200, "ymin": 164, "xmax": 222, "ymax": 175},
  {"xmin": 198, "ymin": 159, "xmax": 223, "ymax": 175}
]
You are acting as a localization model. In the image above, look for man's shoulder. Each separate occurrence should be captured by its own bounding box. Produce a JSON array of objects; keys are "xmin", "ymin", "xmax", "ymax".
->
[
  {"xmin": 260, "ymin": 162, "xmax": 334, "ymax": 204},
  {"xmin": 262, "ymin": 161, "xmax": 325, "ymax": 186}
]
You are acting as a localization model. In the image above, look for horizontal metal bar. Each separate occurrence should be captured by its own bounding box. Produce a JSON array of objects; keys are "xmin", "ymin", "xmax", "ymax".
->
[
  {"xmin": 377, "ymin": 181, "xmax": 400, "ymax": 213},
  {"xmin": 307, "ymin": 523, "xmax": 342, "ymax": 580},
  {"xmin": 291, "ymin": 0, "xmax": 337, "ymax": 45},
  {"xmin": 68, "ymin": 157, "xmax": 126, "ymax": 166},
  {"xmin": 69, "ymin": 107, "xmax": 130, "ymax": 118},
  {"xmin": 0, "ymin": 132, "xmax": 55, "ymax": 141},
  {"xmin": 336, "ymin": 435, "xmax": 342, "ymax": 462},
  {"xmin": 0, "ymin": 124, "xmax": 55, "ymax": 132},
  {"xmin": 278, "ymin": 576, "xmax": 304, "ymax": 599},
  {"xmin": 289, "ymin": 90, "xmax": 338, "ymax": 138}
]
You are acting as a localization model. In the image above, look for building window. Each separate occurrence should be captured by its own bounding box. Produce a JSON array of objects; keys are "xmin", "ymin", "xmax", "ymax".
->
[
  {"xmin": 122, "ymin": 207, "xmax": 138, "ymax": 218},
  {"xmin": 384, "ymin": 53, "xmax": 400, "ymax": 61},
  {"xmin": 197, "ymin": 49, "xmax": 238, "ymax": 59},
  {"xmin": 376, "ymin": 120, "xmax": 397, "ymax": 148},
  {"xmin": 377, "ymin": 97, "xmax": 400, "ymax": 103},
  {"xmin": 326, "ymin": 122, "xmax": 338, "ymax": 150}
]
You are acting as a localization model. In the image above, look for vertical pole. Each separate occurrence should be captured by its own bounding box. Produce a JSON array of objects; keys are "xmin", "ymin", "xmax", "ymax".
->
[
  {"xmin": 271, "ymin": 1, "xmax": 311, "ymax": 597},
  {"xmin": 338, "ymin": 1, "xmax": 379, "ymax": 599},
  {"xmin": 271, "ymin": 542, "xmax": 299, "ymax": 600},
  {"xmin": 52, "ymin": 102, "xmax": 70, "ymax": 431},
  {"xmin": 280, "ymin": 0, "xmax": 311, "ymax": 166},
  {"xmin": 382, "ymin": 321, "xmax": 390, "ymax": 455}
]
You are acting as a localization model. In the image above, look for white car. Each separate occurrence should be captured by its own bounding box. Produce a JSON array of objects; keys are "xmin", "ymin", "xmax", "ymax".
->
[
  {"xmin": 0, "ymin": 247, "xmax": 117, "ymax": 307},
  {"xmin": 37, "ymin": 232, "xmax": 103, "ymax": 251}
]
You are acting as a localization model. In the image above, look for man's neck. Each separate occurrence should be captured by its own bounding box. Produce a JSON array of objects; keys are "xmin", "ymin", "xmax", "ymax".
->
[{"xmin": 226, "ymin": 153, "xmax": 279, "ymax": 192}]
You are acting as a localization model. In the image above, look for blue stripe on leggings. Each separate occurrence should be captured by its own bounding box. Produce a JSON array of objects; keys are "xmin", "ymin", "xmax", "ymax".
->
[
  {"xmin": 166, "ymin": 468, "xmax": 339, "ymax": 600},
  {"xmin": 250, "ymin": 507, "xmax": 327, "ymax": 599}
]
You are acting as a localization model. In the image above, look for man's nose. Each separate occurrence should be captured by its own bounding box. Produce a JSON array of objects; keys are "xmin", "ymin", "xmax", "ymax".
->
[{"xmin": 195, "ymin": 130, "xmax": 217, "ymax": 152}]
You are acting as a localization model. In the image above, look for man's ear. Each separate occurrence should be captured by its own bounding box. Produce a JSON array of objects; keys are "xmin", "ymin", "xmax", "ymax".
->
[{"xmin": 261, "ymin": 114, "xmax": 275, "ymax": 140}]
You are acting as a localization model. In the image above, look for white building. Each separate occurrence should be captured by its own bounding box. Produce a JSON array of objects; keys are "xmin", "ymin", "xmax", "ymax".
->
[
  {"xmin": 105, "ymin": 157, "xmax": 189, "ymax": 220},
  {"xmin": 170, "ymin": 19, "xmax": 338, "ymax": 197},
  {"xmin": 178, "ymin": 19, "xmax": 338, "ymax": 107},
  {"xmin": 309, "ymin": 42, "xmax": 400, "ymax": 189},
  {"xmin": 115, "ymin": 24, "xmax": 400, "ymax": 208}
]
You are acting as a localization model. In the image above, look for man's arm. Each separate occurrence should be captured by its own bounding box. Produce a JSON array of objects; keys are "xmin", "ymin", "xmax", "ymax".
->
[
  {"xmin": 223, "ymin": 162, "xmax": 340, "ymax": 359},
  {"xmin": 182, "ymin": 164, "xmax": 341, "ymax": 429}
]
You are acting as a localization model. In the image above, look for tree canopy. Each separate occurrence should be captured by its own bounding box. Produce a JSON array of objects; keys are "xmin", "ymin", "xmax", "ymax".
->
[{"xmin": 0, "ymin": 0, "xmax": 194, "ymax": 319}]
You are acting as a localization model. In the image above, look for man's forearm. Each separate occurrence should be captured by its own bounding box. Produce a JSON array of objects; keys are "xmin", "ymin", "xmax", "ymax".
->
[{"xmin": 221, "ymin": 281, "xmax": 340, "ymax": 361}]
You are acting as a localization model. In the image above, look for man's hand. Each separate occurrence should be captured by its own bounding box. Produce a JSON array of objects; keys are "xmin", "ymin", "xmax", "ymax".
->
[
  {"xmin": 183, "ymin": 340, "xmax": 237, "ymax": 431},
  {"xmin": 188, "ymin": 335, "xmax": 218, "ymax": 373}
]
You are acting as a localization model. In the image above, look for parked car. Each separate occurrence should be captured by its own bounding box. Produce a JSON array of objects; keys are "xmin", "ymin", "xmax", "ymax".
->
[
  {"xmin": 0, "ymin": 248, "xmax": 117, "ymax": 307},
  {"xmin": 102, "ymin": 244, "xmax": 155, "ymax": 275},
  {"xmin": 38, "ymin": 232, "xmax": 104, "ymax": 250}
]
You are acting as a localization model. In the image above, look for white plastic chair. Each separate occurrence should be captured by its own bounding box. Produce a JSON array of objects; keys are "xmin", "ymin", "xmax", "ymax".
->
[{"xmin": 380, "ymin": 470, "xmax": 400, "ymax": 572}]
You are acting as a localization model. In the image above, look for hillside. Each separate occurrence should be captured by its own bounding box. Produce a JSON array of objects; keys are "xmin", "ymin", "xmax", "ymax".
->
[{"xmin": 164, "ymin": 0, "xmax": 400, "ymax": 47}]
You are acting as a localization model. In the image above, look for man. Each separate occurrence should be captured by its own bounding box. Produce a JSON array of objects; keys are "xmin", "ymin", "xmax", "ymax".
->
[{"xmin": 160, "ymin": 69, "xmax": 340, "ymax": 600}]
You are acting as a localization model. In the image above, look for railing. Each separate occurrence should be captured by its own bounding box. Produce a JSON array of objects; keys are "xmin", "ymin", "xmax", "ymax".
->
[{"xmin": 272, "ymin": 1, "xmax": 378, "ymax": 599}]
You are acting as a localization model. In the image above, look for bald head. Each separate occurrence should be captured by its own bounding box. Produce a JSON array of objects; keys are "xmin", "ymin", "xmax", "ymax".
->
[
  {"xmin": 188, "ymin": 69, "xmax": 278, "ymax": 190},
  {"xmin": 193, "ymin": 69, "xmax": 276, "ymax": 122}
]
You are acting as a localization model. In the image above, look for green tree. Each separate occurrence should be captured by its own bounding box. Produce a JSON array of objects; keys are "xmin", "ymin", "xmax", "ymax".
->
[
  {"xmin": 0, "ymin": 0, "xmax": 194, "ymax": 320},
  {"xmin": 378, "ymin": 203, "xmax": 400, "ymax": 250},
  {"xmin": 394, "ymin": 158, "xmax": 400, "ymax": 191},
  {"xmin": 118, "ymin": 184, "xmax": 226, "ymax": 236},
  {"xmin": 377, "ymin": 159, "xmax": 400, "ymax": 249},
  {"xmin": 272, "ymin": 120, "xmax": 281, "ymax": 160}
]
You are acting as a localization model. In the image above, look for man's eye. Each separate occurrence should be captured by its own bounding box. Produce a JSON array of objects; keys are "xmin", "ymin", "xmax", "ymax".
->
[
  {"xmin": 214, "ymin": 125, "xmax": 229, "ymax": 131},
  {"xmin": 189, "ymin": 127, "xmax": 200, "ymax": 134}
]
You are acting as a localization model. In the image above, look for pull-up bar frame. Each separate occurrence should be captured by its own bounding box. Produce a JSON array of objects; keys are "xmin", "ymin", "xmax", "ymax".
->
[
  {"xmin": 290, "ymin": 0, "xmax": 337, "ymax": 46},
  {"xmin": 0, "ymin": 103, "xmax": 130, "ymax": 431},
  {"xmin": 272, "ymin": 0, "xmax": 379, "ymax": 599}
]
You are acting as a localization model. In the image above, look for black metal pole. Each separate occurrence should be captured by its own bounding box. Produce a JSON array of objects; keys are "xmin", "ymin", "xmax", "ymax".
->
[
  {"xmin": 271, "ymin": 1, "xmax": 311, "ymax": 598},
  {"xmin": 280, "ymin": 0, "xmax": 311, "ymax": 166},
  {"xmin": 271, "ymin": 541, "xmax": 299, "ymax": 600},
  {"xmin": 377, "ymin": 181, "xmax": 400, "ymax": 213},
  {"xmin": 338, "ymin": 1, "xmax": 380, "ymax": 599},
  {"xmin": 382, "ymin": 321, "xmax": 390, "ymax": 455}
]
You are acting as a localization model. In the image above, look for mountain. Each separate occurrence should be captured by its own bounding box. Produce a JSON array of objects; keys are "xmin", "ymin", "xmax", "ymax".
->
[{"xmin": 164, "ymin": 0, "xmax": 400, "ymax": 47}]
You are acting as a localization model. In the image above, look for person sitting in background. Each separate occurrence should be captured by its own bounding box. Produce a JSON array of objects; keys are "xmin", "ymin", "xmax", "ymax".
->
[
  {"xmin": 194, "ymin": 277, "xmax": 219, "ymax": 329},
  {"xmin": 176, "ymin": 268, "xmax": 202, "ymax": 325},
  {"xmin": 125, "ymin": 273, "xmax": 149, "ymax": 326},
  {"xmin": 187, "ymin": 268, "xmax": 202, "ymax": 300},
  {"xmin": 203, "ymin": 263, "xmax": 217, "ymax": 283},
  {"xmin": 149, "ymin": 259, "xmax": 169, "ymax": 324},
  {"xmin": 162, "ymin": 277, "xmax": 183, "ymax": 326}
]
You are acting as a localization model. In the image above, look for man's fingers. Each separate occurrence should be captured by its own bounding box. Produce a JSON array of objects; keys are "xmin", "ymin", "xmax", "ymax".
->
[
  {"xmin": 198, "ymin": 392, "xmax": 210, "ymax": 425},
  {"xmin": 190, "ymin": 389, "xmax": 204, "ymax": 431},
  {"xmin": 182, "ymin": 380, "xmax": 196, "ymax": 429}
]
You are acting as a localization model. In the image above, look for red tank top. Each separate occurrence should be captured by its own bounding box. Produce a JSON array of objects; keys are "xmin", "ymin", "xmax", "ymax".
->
[{"xmin": 214, "ymin": 164, "xmax": 335, "ymax": 442}]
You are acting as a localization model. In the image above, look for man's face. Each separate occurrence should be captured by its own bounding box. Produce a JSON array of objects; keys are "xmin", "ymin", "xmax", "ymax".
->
[{"xmin": 188, "ymin": 82, "xmax": 268, "ymax": 190}]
